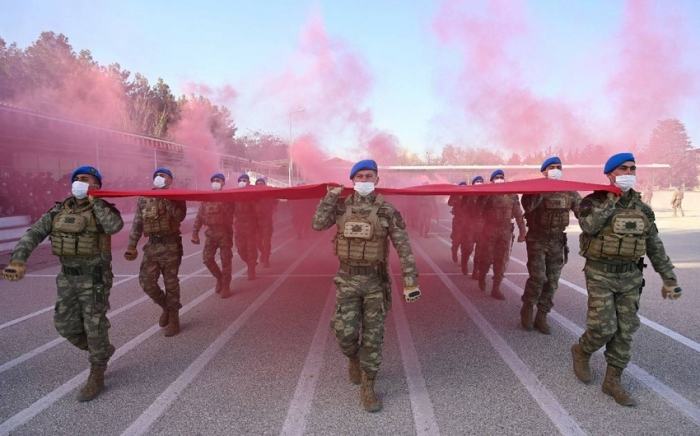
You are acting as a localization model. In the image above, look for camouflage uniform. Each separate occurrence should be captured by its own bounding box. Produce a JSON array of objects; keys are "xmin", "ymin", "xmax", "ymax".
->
[
  {"xmin": 521, "ymin": 191, "xmax": 581, "ymax": 314},
  {"xmin": 10, "ymin": 197, "xmax": 123, "ymax": 365},
  {"xmin": 290, "ymin": 198, "xmax": 317, "ymax": 239},
  {"xmin": 577, "ymin": 189, "xmax": 675, "ymax": 369},
  {"xmin": 671, "ymin": 187, "xmax": 684, "ymax": 217},
  {"xmin": 234, "ymin": 201, "xmax": 259, "ymax": 268},
  {"xmin": 312, "ymin": 191, "xmax": 418, "ymax": 374},
  {"xmin": 476, "ymin": 194, "xmax": 526, "ymax": 295},
  {"xmin": 448, "ymin": 195, "xmax": 466, "ymax": 262},
  {"xmin": 416, "ymin": 195, "xmax": 437, "ymax": 237},
  {"xmin": 255, "ymin": 198, "xmax": 278, "ymax": 266},
  {"xmin": 129, "ymin": 196, "xmax": 187, "ymax": 310},
  {"xmin": 459, "ymin": 196, "xmax": 482, "ymax": 276},
  {"xmin": 193, "ymin": 201, "xmax": 235, "ymax": 291}
]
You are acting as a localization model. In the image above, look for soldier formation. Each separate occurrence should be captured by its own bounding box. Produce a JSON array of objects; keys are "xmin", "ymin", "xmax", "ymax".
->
[{"xmin": 1, "ymin": 153, "xmax": 684, "ymax": 412}]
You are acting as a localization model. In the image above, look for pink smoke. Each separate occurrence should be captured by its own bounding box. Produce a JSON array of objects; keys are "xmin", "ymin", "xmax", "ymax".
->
[{"xmin": 182, "ymin": 82, "xmax": 239, "ymax": 106}]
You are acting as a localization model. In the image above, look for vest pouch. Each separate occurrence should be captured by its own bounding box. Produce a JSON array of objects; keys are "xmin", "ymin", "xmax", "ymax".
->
[
  {"xmin": 53, "ymin": 213, "xmax": 87, "ymax": 234},
  {"xmin": 76, "ymin": 232, "xmax": 97, "ymax": 256},
  {"xmin": 51, "ymin": 233, "xmax": 78, "ymax": 256},
  {"xmin": 343, "ymin": 221, "xmax": 372, "ymax": 240}
]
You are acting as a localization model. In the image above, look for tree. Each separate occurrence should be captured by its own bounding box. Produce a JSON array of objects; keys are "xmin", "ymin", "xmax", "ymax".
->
[{"xmin": 644, "ymin": 119, "xmax": 698, "ymax": 188}]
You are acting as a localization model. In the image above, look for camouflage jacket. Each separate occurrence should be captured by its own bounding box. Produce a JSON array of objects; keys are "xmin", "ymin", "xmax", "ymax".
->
[
  {"xmin": 255, "ymin": 198, "xmax": 278, "ymax": 222},
  {"xmin": 312, "ymin": 191, "xmax": 418, "ymax": 288},
  {"xmin": 128, "ymin": 195, "xmax": 187, "ymax": 247},
  {"xmin": 521, "ymin": 191, "xmax": 582, "ymax": 236},
  {"xmin": 479, "ymin": 194, "xmax": 526, "ymax": 234},
  {"xmin": 11, "ymin": 196, "xmax": 123, "ymax": 267},
  {"xmin": 234, "ymin": 201, "xmax": 258, "ymax": 229},
  {"xmin": 578, "ymin": 189, "xmax": 676, "ymax": 282},
  {"xmin": 192, "ymin": 201, "xmax": 234, "ymax": 234}
]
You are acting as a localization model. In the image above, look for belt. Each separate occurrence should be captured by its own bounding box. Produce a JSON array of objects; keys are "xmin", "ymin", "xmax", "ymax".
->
[
  {"xmin": 338, "ymin": 263, "xmax": 381, "ymax": 276},
  {"xmin": 61, "ymin": 264, "xmax": 106, "ymax": 276},
  {"xmin": 586, "ymin": 259, "xmax": 638, "ymax": 274},
  {"xmin": 148, "ymin": 234, "xmax": 181, "ymax": 244}
]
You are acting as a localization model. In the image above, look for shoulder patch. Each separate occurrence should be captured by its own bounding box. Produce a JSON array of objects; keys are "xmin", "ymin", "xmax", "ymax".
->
[{"xmin": 393, "ymin": 210, "xmax": 407, "ymax": 230}]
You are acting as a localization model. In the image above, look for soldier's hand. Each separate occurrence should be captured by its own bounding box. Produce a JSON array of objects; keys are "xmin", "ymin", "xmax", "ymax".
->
[
  {"xmin": 606, "ymin": 192, "xmax": 619, "ymax": 203},
  {"xmin": 2, "ymin": 261, "xmax": 26, "ymax": 281},
  {"xmin": 191, "ymin": 234, "xmax": 200, "ymax": 245},
  {"xmin": 661, "ymin": 282, "xmax": 682, "ymax": 300},
  {"xmin": 403, "ymin": 286, "xmax": 421, "ymax": 303},
  {"xmin": 327, "ymin": 184, "xmax": 344, "ymax": 196},
  {"xmin": 124, "ymin": 245, "xmax": 138, "ymax": 261},
  {"xmin": 517, "ymin": 233, "xmax": 526, "ymax": 243}
]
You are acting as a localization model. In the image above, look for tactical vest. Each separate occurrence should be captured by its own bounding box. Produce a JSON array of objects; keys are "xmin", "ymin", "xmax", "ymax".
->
[
  {"xmin": 333, "ymin": 195, "xmax": 388, "ymax": 264},
  {"xmin": 50, "ymin": 201, "xmax": 111, "ymax": 257},
  {"xmin": 530, "ymin": 192, "xmax": 571, "ymax": 229},
  {"xmin": 141, "ymin": 198, "xmax": 176, "ymax": 236},
  {"xmin": 483, "ymin": 195, "xmax": 515, "ymax": 226},
  {"xmin": 579, "ymin": 206, "xmax": 649, "ymax": 260},
  {"xmin": 203, "ymin": 202, "xmax": 226, "ymax": 227}
]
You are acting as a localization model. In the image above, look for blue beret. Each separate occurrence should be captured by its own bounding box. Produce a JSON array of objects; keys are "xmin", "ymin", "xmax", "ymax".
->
[
  {"xmin": 238, "ymin": 173, "xmax": 250, "ymax": 181},
  {"xmin": 604, "ymin": 152, "xmax": 635, "ymax": 174},
  {"xmin": 540, "ymin": 156, "xmax": 562, "ymax": 172},
  {"xmin": 349, "ymin": 159, "xmax": 378, "ymax": 179},
  {"xmin": 210, "ymin": 173, "xmax": 225, "ymax": 182},
  {"xmin": 457, "ymin": 180, "xmax": 468, "ymax": 186},
  {"xmin": 71, "ymin": 166, "xmax": 102, "ymax": 185},
  {"xmin": 255, "ymin": 177, "xmax": 267, "ymax": 185},
  {"xmin": 490, "ymin": 169, "xmax": 505, "ymax": 181},
  {"xmin": 153, "ymin": 168, "xmax": 173, "ymax": 180},
  {"xmin": 471, "ymin": 175, "xmax": 484, "ymax": 184}
]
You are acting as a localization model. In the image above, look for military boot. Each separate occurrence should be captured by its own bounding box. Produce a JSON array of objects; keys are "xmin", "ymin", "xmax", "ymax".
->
[
  {"xmin": 571, "ymin": 344, "xmax": 591, "ymax": 383},
  {"xmin": 215, "ymin": 277, "xmax": 223, "ymax": 294},
  {"xmin": 158, "ymin": 303, "xmax": 169, "ymax": 328},
  {"xmin": 361, "ymin": 372, "xmax": 382, "ymax": 412},
  {"xmin": 348, "ymin": 354, "xmax": 361, "ymax": 385},
  {"xmin": 491, "ymin": 280, "xmax": 505, "ymax": 300},
  {"xmin": 602, "ymin": 365, "xmax": 637, "ymax": 406},
  {"xmin": 451, "ymin": 245, "xmax": 459, "ymax": 263},
  {"xmin": 460, "ymin": 258, "xmax": 468, "ymax": 275},
  {"xmin": 478, "ymin": 275, "xmax": 487, "ymax": 292},
  {"xmin": 262, "ymin": 256, "xmax": 271, "ymax": 268},
  {"xmin": 520, "ymin": 303, "xmax": 534, "ymax": 331},
  {"xmin": 164, "ymin": 310, "xmax": 180, "ymax": 337},
  {"xmin": 77, "ymin": 364, "xmax": 107, "ymax": 402},
  {"xmin": 247, "ymin": 263, "xmax": 257, "ymax": 281},
  {"xmin": 534, "ymin": 310, "xmax": 551, "ymax": 334},
  {"xmin": 219, "ymin": 282, "xmax": 233, "ymax": 299}
]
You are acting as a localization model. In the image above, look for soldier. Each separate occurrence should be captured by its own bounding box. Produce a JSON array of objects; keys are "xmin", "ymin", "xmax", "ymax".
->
[
  {"xmin": 520, "ymin": 157, "xmax": 581, "ymax": 334},
  {"xmin": 312, "ymin": 159, "xmax": 421, "ymax": 413},
  {"xmin": 290, "ymin": 183, "xmax": 317, "ymax": 239},
  {"xmin": 124, "ymin": 168, "xmax": 187, "ymax": 337},
  {"xmin": 416, "ymin": 182, "xmax": 437, "ymax": 237},
  {"xmin": 671, "ymin": 185, "xmax": 684, "ymax": 217},
  {"xmin": 448, "ymin": 181, "xmax": 468, "ymax": 263},
  {"xmin": 460, "ymin": 175, "xmax": 484, "ymax": 276},
  {"xmin": 571, "ymin": 152, "xmax": 681, "ymax": 406},
  {"xmin": 192, "ymin": 173, "xmax": 235, "ymax": 299},
  {"xmin": 3, "ymin": 166, "xmax": 123, "ymax": 401},
  {"xmin": 254, "ymin": 177, "xmax": 278, "ymax": 268},
  {"xmin": 476, "ymin": 169, "xmax": 526, "ymax": 300},
  {"xmin": 234, "ymin": 174, "xmax": 259, "ymax": 280}
]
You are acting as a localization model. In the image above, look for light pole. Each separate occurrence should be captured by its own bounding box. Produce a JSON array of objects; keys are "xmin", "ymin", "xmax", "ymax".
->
[{"xmin": 288, "ymin": 109, "xmax": 305, "ymax": 186}]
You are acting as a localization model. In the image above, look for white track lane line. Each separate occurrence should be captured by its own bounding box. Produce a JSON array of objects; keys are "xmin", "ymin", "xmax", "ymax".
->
[
  {"xmin": 414, "ymin": 241, "xmax": 586, "ymax": 436},
  {"xmin": 390, "ymin": 265, "xmax": 441, "ymax": 436},
  {"xmin": 120, "ymin": 240, "xmax": 319, "ymax": 436},
  {"xmin": 280, "ymin": 288, "xmax": 335, "ymax": 436}
]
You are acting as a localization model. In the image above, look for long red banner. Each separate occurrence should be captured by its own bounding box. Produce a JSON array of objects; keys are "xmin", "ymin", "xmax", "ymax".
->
[{"xmin": 90, "ymin": 178, "xmax": 619, "ymax": 202}]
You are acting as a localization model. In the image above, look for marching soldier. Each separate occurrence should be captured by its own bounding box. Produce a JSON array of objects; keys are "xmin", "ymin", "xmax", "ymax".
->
[
  {"xmin": 234, "ymin": 174, "xmax": 259, "ymax": 280},
  {"xmin": 460, "ymin": 175, "xmax": 484, "ymax": 276},
  {"xmin": 448, "ymin": 181, "xmax": 468, "ymax": 263},
  {"xmin": 254, "ymin": 177, "xmax": 278, "ymax": 268}
]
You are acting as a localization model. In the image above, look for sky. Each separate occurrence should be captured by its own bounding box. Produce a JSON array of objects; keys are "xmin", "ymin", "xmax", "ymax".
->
[{"xmin": 2, "ymin": 0, "xmax": 700, "ymax": 161}]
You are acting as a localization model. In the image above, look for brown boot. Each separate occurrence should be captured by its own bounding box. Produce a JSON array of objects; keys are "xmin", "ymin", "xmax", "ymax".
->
[
  {"xmin": 77, "ymin": 364, "xmax": 107, "ymax": 402},
  {"xmin": 360, "ymin": 372, "xmax": 382, "ymax": 412},
  {"xmin": 348, "ymin": 355, "xmax": 361, "ymax": 385},
  {"xmin": 247, "ymin": 263, "xmax": 257, "ymax": 281},
  {"xmin": 491, "ymin": 281, "xmax": 505, "ymax": 300},
  {"xmin": 478, "ymin": 275, "xmax": 487, "ymax": 292},
  {"xmin": 602, "ymin": 365, "xmax": 637, "ymax": 406},
  {"xmin": 571, "ymin": 344, "xmax": 591, "ymax": 383},
  {"xmin": 164, "ymin": 310, "xmax": 180, "ymax": 337},
  {"xmin": 158, "ymin": 304, "xmax": 169, "ymax": 328},
  {"xmin": 451, "ymin": 245, "xmax": 459, "ymax": 263},
  {"xmin": 220, "ymin": 287, "xmax": 233, "ymax": 299},
  {"xmin": 262, "ymin": 257, "xmax": 271, "ymax": 268},
  {"xmin": 215, "ymin": 277, "xmax": 223, "ymax": 294},
  {"xmin": 534, "ymin": 310, "xmax": 551, "ymax": 334},
  {"xmin": 520, "ymin": 303, "xmax": 534, "ymax": 331},
  {"xmin": 460, "ymin": 258, "xmax": 468, "ymax": 275}
]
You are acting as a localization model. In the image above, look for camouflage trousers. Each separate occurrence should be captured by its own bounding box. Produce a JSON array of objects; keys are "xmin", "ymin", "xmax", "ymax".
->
[
  {"xmin": 331, "ymin": 272, "xmax": 387, "ymax": 374},
  {"xmin": 522, "ymin": 235, "xmax": 565, "ymax": 313},
  {"xmin": 578, "ymin": 265, "xmax": 642, "ymax": 369},
  {"xmin": 203, "ymin": 228, "xmax": 233, "ymax": 286},
  {"xmin": 477, "ymin": 225, "xmax": 513, "ymax": 283},
  {"xmin": 450, "ymin": 216, "xmax": 465, "ymax": 248},
  {"xmin": 139, "ymin": 240, "xmax": 183, "ymax": 310},
  {"xmin": 460, "ymin": 225, "xmax": 478, "ymax": 265},
  {"xmin": 256, "ymin": 218, "xmax": 273, "ymax": 261},
  {"xmin": 235, "ymin": 223, "xmax": 258, "ymax": 265},
  {"xmin": 55, "ymin": 266, "xmax": 113, "ymax": 366}
]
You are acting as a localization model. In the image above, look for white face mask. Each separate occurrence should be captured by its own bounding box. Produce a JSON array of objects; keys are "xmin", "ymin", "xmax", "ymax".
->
[
  {"xmin": 153, "ymin": 176, "xmax": 167, "ymax": 189},
  {"xmin": 354, "ymin": 182, "xmax": 375, "ymax": 196},
  {"xmin": 71, "ymin": 181, "xmax": 90, "ymax": 199},
  {"xmin": 493, "ymin": 179, "xmax": 505, "ymax": 184},
  {"xmin": 238, "ymin": 181, "xmax": 248, "ymax": 188},
  {"xmin": 615, "ymin": 174, "xmax": 636, "ymax": 192},
  {"xmin": 211, "ymin": 182, "xmax": 222, "ymax": 191},
  {"xmin": 547, "ymin": 169, "xmax": 563, "ymax": 180}
]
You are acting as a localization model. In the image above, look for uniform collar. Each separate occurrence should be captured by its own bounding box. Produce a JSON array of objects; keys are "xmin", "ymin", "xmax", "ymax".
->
[{"xmin": 352, "ymin": 192, "xmax": 377, "ymax": 204}]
